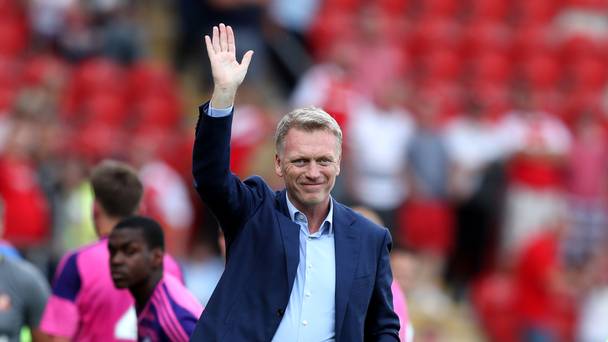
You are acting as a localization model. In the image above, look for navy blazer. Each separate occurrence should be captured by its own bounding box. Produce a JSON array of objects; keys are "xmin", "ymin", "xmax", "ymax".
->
[{"xmin": 190, "ymin": 103, "xmax": 400, "ymax": 341}]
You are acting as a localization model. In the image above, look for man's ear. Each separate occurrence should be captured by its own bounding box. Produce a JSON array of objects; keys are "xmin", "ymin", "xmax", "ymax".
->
[
  {"xmin": 152, "ymin": 249, "xmax": 164, "ymax": 269},
  {"xmin": 274, "ymin": 154, "xmax": 283, "ymax": 178}
]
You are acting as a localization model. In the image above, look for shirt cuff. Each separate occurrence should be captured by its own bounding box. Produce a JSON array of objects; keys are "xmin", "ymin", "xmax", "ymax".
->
[{"xmin": 208, "ymin": 105, "xmax": 233, "ymax": 117}]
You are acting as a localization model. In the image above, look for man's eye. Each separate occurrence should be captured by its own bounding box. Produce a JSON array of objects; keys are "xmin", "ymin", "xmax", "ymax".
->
[
  {"xmin": 318, "ymin": 159, "xmax": 332, "ymax": 166},
  {"xmin": 292, "ymin": 160, "xmax": 307, "ymax": 166}
]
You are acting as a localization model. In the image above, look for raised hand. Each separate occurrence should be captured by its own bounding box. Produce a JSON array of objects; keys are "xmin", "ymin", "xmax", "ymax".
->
[{"xmin": 205, "ymin": 23, "xmax": 253, "ymax": 108}]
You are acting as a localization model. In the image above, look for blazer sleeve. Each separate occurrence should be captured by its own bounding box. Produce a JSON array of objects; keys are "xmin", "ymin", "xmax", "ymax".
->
[
  {"xmin": 192, "ymin": 102, "xmax": 262, "ymax": 241},
  {"xmin": 365, "ymin": 229, "xmax": 401, "ymax": 341}
]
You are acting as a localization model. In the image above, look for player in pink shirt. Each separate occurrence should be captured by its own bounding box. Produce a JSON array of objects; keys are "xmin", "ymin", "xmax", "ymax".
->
[
  {"xmin": 109, "ymin": 216, "xmax": 203, "ymax": 342},
  {"xmin": 40, "ymin": 160, "xmax": 184, "ymax": 341}
]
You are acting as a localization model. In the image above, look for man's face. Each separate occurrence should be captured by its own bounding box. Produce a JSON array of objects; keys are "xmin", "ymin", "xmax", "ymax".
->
[
  {"xmin": 274, "ymin": 128, "xmax": 341, "ymax": 211},
  {"xmin": 108, "ymin": 228, "xmax": 159, "ymax": 289}
]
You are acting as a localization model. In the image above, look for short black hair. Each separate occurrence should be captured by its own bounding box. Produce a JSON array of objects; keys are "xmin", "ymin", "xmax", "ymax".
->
[{"xmin": 114, "ymin": 216, "xmax": 165, "ymax": 251}]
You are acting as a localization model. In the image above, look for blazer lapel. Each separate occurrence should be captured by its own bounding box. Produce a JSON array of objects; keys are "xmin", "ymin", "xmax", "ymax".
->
[
  {"xmin": 333, "ymin": 201, "xmax": 359, "ymax": 340},
  {"xmin": 275, "ymin": 190, "xmax": 300, "ymax": 292}
]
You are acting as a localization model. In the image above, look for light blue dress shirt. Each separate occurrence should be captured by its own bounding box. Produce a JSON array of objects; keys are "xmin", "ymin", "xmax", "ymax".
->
[
  {"xmin": 272, "ymin": 193, "xmax": 336, "ymax": 342},
  {"xmin": 208, "ymin": 106, "xmax": 337, "ymax": 341}
]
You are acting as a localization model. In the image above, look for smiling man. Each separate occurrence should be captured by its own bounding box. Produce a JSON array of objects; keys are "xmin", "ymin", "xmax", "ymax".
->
[
  {"xmin": 109, "ymin": 216, "xmax": 202, "ymax": 342},
  {"xmin": 190, "ymin": 24, "xmax": 400, "ymax": 341}
]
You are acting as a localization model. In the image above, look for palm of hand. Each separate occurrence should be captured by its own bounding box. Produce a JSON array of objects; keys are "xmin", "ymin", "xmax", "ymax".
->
[
  {"xmin": 211, "ymin": 52, "xmax": 246, "ymax": 89},
  {"xmin": 205, "ymin": 24, "xmax": 253, "ymax": 91}
]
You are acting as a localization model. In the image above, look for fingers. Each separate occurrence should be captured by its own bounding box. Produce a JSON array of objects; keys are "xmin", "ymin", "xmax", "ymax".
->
[
  {"xmin": 240, "ymin": 50, "xmax": 254, "ymax": 72},
  {"xmin": 212, "ymin": 26, "xmax": 220, "ymax": 53},
  {"xmin": 227, "ymin": 25, "xmax": 235, "ymax": 55},
  {"xmin": 219, "ymin": 23, "xmax": 228, "ymax": 52},
  {"xmin": 204, "ymin": 35, "xmax": 214, "ymax": 60}
]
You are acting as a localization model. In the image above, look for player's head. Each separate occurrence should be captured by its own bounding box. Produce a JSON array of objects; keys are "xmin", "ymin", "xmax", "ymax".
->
[
  {"xmin": 273, "ymin": 107, "xmax": 342, "ymax": 211},
  {"xmin": 108, "ymin": 216, "xmax": 164, "ymax": 289},
  {"xmin": 274, "ymin": 107, "xmax": 342, "ymax": 158},
  {"xmin": 90, "ymin": 160, "xmax": 143, "ymax": 235}
]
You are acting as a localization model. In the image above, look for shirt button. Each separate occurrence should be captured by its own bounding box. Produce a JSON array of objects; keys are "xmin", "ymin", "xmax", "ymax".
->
[
  {"xmin": 307, "ymin": 264, "xmax": 312, "ymax": 269},
  {"xmin": 302, "ymin": 320, "xmax": 308, "ymax": 326},
  {"xmin": 305, "ymin": 292, "xmax": 311, "ymax": 297}
]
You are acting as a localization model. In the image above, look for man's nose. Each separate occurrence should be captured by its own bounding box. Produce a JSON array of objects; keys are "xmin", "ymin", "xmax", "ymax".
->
[
  {"xmin": 305, "ymin": 162, "xmax": 321, "ymax": 179},
  {"xmin": 111, "ymin": 253, "xmax": 124, "ymax": 265}
]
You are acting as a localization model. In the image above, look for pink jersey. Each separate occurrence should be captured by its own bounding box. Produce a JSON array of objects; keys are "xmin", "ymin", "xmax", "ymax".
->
[
  {"xmin": 138, "ymin": 273, "xmax": 203, "ymax": 342},
  {"xmin": 392, "ymin": 280, "xmax": 410, "ymax": 341},
  {"xmin": 40, "ymin": 238, "xmax": 184, "ymax": 341}
]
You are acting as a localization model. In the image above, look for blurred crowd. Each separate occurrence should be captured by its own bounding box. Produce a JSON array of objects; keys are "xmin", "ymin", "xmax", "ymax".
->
[{"xmin": 2, "ymin": 0, "xmax": 608, "ymax": 340}]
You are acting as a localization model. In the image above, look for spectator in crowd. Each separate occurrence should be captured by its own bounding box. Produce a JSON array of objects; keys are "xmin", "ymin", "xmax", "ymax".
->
[
  {"xmin": 513, "ymin": 218, "xmax": 576, "ymax": 341},
  {"xmin": 129, "ymin": 135, "xmax": 194, "ymax": 260},
  {"xmin": 401, "ymin": 93, "xmax": 453, "ymax": 257},
  {"xmin": 0, "ymin": 197, "xmax": 20, "ymax": 260},
  {"xmin": 190, "ymin": 24, "xmax": 399, "ymax": 340},
  {"xmin": 443, "ymin": 96, "xmax": 508, "ymax": 297},
  {"xmin": 0, "ymin": 253, "xmax": 50, "ymax": 342},
  {"xmin": 40, "ymin": 160, "xmax": 183, "ymax": 341},
  {"xmin": 0, "ymin": 119, "xmax": 50, "ymax": 270},
  {"xmin": 0, "ymin": 196, "xmax": 50, "ymax": 342},
  {"xmin": 563, "ymin": 109, "xmax": 608, "ymax": 268},
  {"xmin": 577, "ymin": 249, "xmax": 608, "ymax": 342},
  {"xmin": 346, "ymin": 77, "xmax": 414, "ymax": 234},
  {"xmin": 500, "ymin": 88, "xmax": 572, "ymax": 261},
  {"xmin": 109, "ymin": 216, "xmax": 202, "ymax": 341}
]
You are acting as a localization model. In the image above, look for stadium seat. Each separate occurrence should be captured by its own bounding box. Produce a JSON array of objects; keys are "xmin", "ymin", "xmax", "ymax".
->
[
  {"xmin": 522, "ymin": 53, "xmax": 561, "ymax": 92},
  {"xmin": 398, "ymin": 200, "xmax": 454, "ymax": 256},
  {"xmin": 461, "ymin": 19, "xmax": 512, "ymax": 58},
  {"xmin": 84, "ymin": 93, "xmax": 129, "ymax": 127},
  {"xmin": 0, "ymin": 18, "xmax": 28, "ymax": 57},
  {"xmin": 471, "ymin": 272, "xmax": 518, "ymax": 342},
  {"xmin": 128, "ymin": 61, "xmax": 178, "ymax": 100},
  {"xmin": 470, "ymin": 0, "xmax": 510, "ymax": 21}
]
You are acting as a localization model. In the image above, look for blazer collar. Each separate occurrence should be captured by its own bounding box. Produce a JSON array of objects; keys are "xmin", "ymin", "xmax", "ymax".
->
[{"xmin": 332, "ymin": 201, "xmax": 358, "ymax": 340}]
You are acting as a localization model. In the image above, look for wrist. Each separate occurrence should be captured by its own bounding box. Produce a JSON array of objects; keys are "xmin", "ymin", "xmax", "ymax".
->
[{"xmin": 210, "ymin": 85, "xmax": 237, "ymax": 109}]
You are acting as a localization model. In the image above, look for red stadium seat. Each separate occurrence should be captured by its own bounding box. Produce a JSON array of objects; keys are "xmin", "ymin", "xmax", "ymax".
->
[
  {"xmin": 559, "ymin": 89, "xmax": 602, "ymax": 124},
  {"xmin": 569, "ymin": 56, "xmax": 607, "ymax": 92},
  {"xmin": 22, "ymin": 55, "xmax": 69, "ymax": 87},
  {"xmin": 517, "ymin": 0, "xmax": 560, "ymax": 25},
  {"xmin": 0, "ymin": 56, "xmax": 21, "ymax": 88},
  {"xmin": 511, "ymin": 24, "xmax": 556, "ymax": 61},
  {"xmin": 461, "ymin": 20, "xmax": 512, "ymax": 58},
  {"xmin": 471, "ymin": 82, "xmax": 511, "ymax": 119},
  {"xmin": 471, "ymin": 272, "xmax": 518, "ymax": 342},
  {"xmin": 72, "ymin": 58, "xmax": 127, "ymax": 98},
  {"xmin": 0, "ymin": 87, "xmax": 17, "ymax": 114},
  {"xmin": 559, "ymin": 34, "xmax": 606, "ymax": 63},
  {"xmin": 471, "ymin": 51, "xmax": 512, "ymax": 85},
  {"xmin": 84, "ymin": 93, "xmax": 129, "ymax": 127},
  {"xmin": 74, "ymin": 123, "xmax": 125, "ymax": 160},
  {"xmin": 522, "ymin": 53, "xmax": 561, "ymax": 92},
  {"xmin": 422, "ymin": 48, "xmax": 462, "ymax": 82},
  {"xmin": 407, "ymin": 17, "xmax": 461, "ymax": 57},
  {"xmin": 398, "ymin": 200, "xmax": 454, "ymax": 256},
  {"xmin": 128, "ymin": 61, "xmax": 178, "ymax": 100},
  {"xmin": 135, "ymin": 95, "xmax": 181, "ymax": 130},
  {"xmin": 470, "ymin": 0, "xmax": 510, "ymax": 21},
  {"xmin": 420, "ymin": 0, "xmax": 460, "ymax": 19},
  {"xmin": 0, "ymin": 18, "xmax": 28, "ymax": 57},
  {"xmin": 63, "ymin": 58, "xmax": 127, "ymax": 121}
]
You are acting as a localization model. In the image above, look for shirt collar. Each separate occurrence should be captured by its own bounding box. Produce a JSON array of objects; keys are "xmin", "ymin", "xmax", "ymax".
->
[{"xmin": 285, "ymin": 192, "xmax": 334, "ymax": 235}]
